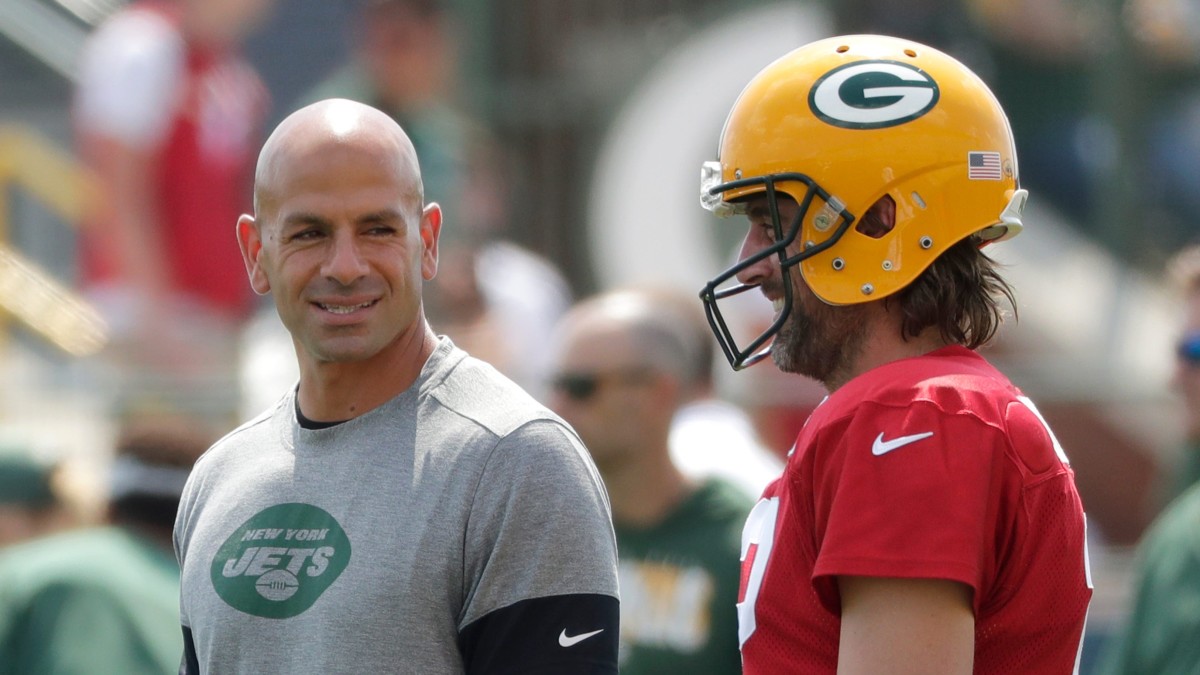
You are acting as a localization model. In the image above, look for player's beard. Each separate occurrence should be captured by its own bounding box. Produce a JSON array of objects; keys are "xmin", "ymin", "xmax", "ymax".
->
[{"xmin": 771, "ymin": 270, "xmax": 869, "ymax": 388}]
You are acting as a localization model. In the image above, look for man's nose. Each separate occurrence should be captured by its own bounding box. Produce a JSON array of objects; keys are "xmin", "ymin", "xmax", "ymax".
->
[
  {"xmin": 735, "ymin": 228, "xmax": 776, "ymax": 286},
  {"xmin": 323, "ymin": 230, "xmax": 370, "ymax": 284}
]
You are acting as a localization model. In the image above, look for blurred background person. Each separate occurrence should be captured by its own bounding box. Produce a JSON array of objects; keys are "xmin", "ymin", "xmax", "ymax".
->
[
  {"xmin": 1099, "ymin": 461, "xmax": 1200, "ymax": 673},
  {"xmin": 72, "ymin": 0, "xmax": 275, "ymax": 421},
  {"xmin": 302, "ymin": 0, "xmax": 478, "ymax": 233},
  {"xmin": 1097, "ymin": 243, "xmax": 1200, "ymax": 675},
  {"xmin": 662, "ymin": 287, "xmax": 783, "ymax": 499},
  {"xmin": 0, "ymin": 415, "xmax": 214, "ymax": 675},
  {"xmin": 548, "ymin": 287, "xmax": 749, "ymax": 675},
  {"xmin": 0, "ymin": 449, "xmax": 71, "ymax": 549},
  {"xmin": 1156, "ymin": 244, "xmax": 1200, "ymax": 504}
]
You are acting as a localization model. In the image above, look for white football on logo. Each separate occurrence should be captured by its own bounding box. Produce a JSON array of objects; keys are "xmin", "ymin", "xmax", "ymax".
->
[{"xmin": 255, "ymin": 569, "xmax": 300, "ymax": 601}]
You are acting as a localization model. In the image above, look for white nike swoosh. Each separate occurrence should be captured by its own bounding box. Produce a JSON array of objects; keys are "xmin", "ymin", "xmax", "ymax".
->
[
  {"xmin": 558, "ymin": 628, "xmax": 604, "ymax": 648},
  {"xmin": 871, "ymin": 431, "xmax": 934, "ymax": 456}
]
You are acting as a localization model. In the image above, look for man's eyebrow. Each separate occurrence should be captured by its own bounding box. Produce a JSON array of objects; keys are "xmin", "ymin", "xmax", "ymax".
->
[
  {"xmin": 281, "ymin": 212, "xmax": 332, "ymax": 229},
  {"xmin": 279, "ymin": 209, "xmax": 406, "ymax": 230},
  {"xmin": 747, "ymin": 203, "xmax": 772, "ymax": 218},
  {"xmin": 357, "ymin": 208, "xmax": 404, "ymax": 225}
]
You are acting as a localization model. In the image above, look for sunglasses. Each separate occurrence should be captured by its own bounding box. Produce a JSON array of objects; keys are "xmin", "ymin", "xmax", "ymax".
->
[
  {"xmin": 1178, "ymin": 332, "xmax": 1200, "ymax": 364},
  {"xmin": 551, "ymin": 368, "xmax": 653, "ymax": 401}
]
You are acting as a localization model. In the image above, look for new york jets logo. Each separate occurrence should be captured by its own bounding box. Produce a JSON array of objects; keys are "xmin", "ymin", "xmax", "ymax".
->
[
  {"xmin": 809, "ymin": 60, "xmax": 939, "ymax": 129},
  {"xmin": 210, "ymin": 503, "xmax": 351, "ymax": 619}
]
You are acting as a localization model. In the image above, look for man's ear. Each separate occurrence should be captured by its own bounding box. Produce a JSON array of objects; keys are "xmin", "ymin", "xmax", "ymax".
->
[
  {"xmin": 420, "ymin": 202, "xmax": 442, "ymax": 281},
  {"xmin": 236, "ymin": 214, "xmax": 271, "ymax": 295}
]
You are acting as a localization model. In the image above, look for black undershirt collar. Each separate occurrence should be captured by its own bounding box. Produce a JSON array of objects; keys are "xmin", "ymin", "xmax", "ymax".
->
[{"xmin": 294, "ymin": 397, "xmax": 349, "ymax": 430}]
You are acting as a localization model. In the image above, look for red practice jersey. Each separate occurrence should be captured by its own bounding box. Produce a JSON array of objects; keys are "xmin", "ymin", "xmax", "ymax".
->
[
  {"xmin": 738, "ymin": 346, "xmax": 1092, "ymax": 674},
  {"xmin": 75, "ymin": 1, "xmax": 267, "ymax": 319}
]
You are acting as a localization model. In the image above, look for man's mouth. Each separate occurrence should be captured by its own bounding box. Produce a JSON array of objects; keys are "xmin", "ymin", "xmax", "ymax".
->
[{"xmin": 317, "ymin": 300, "xmax": 377, "ymax": 314}]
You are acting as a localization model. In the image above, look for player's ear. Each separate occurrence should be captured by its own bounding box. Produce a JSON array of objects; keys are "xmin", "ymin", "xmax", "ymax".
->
[
  {"xmin": 420, "ymin": 202, "xmax": 441, "ymax": 281},
  {"xmin": 237, "ymin": 214, "xmax": 271, "ymax": 295}
]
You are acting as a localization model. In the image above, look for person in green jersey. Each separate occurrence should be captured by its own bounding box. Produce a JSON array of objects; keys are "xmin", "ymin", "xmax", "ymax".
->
[
  {"xmin": 1099, "ymin": 479, "xmax": 1200, "ymax": 674},
  {"xmin": 0, "ymin": 416, "xmax": 212, "ymax": 675},
  {"xmin": 1100, "ymin": 244, "xmax": 1200, "ymax": 674},
  {"xmin": 1157, "ymin": 246, "xmax": 1200, "ymax": 504},
  {"xmin": 548, "ymin": 287, "xmax": 752, "ymax": 674}
]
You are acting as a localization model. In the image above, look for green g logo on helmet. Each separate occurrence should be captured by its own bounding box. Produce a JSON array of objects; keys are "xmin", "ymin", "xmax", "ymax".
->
[
  {"xmin": 809, "ymin": 60, "xmax": 940, "ymax": 129},
  {"xmin": 210, "ymin": 503, "xmax": 351, "ymax": 619}
]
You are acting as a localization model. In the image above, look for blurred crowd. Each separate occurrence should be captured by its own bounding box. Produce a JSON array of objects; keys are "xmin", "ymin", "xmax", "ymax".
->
[
  {"xmin": 837, "ymin": 0, "xmax": 1200, "ymax": 266},
  {"xmin": 1, "ymin": 0, "xmax": 1200, "ymax": 672}
]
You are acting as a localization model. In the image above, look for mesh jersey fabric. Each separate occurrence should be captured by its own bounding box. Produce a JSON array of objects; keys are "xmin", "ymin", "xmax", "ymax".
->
[{"xmin": 738, "ymin": 346, "xmax": 1091, "ymax": 674}]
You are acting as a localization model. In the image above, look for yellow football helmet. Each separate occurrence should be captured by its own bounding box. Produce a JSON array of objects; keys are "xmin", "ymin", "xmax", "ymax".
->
[{"xmin": 700, "ymin": 34, "xmax": 1027, "ymax": 370}]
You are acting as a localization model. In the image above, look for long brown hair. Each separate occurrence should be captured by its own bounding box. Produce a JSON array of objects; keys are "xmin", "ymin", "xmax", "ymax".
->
[{"xmin": 889, "ymin": 237, "xmax": 1016, "ymax": 349}]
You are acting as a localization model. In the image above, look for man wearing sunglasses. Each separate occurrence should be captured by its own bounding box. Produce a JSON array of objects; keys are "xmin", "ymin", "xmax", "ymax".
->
[
  {"xmin": 1160, "ymin": 246, "xmax": 1200, "ymax": 503},
  {"xmin": 700, "ymin": 35, "xmax": 1091, "ymax": 674},
  {"xmin": 548, "ymin": 288, "xmax": 751, "ymax": 675},
  {"xmin": 1100, "ymin": 244, "xmax": 1200, "ymax": 674}
]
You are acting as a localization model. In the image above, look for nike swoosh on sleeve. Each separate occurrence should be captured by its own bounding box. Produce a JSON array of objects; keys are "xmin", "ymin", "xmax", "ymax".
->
[{"xmin": 558, "ymin": 628, "xmax": 605, "ymax": 647}]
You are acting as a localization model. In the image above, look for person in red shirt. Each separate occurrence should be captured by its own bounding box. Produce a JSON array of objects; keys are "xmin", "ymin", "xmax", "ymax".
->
[
  {"xmin": 73, "ymin": 0, "xmax": 273, "ymax": 394},
  {"xmin": 698, "ymin": 34, "xmax": 1092, "ymax": 674}
]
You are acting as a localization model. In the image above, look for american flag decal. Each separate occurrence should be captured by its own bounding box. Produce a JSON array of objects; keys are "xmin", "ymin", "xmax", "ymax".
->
[{"xmin": 968, "ymin": 151, "xmax": 1003, "ymax": 180}]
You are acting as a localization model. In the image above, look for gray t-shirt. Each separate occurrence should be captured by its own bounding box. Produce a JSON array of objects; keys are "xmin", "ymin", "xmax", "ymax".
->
[{"xmin": 175, "ymin": 338, "xmax": 619, "ymax": 673}]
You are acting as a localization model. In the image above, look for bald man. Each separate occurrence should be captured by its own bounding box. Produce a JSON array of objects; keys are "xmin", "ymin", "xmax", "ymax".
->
[
  {"xmin": 548, "ymin": 288, "xmax": 749, "ymax": 674},
  {"xmin": 173, "ymin": 99, "xmax": 619, "ymax": 674}
]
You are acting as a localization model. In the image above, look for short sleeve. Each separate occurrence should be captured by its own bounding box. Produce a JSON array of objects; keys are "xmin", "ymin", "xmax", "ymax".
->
[
  {"xmin": 460, "ymin": 419, "xmax": 619, "ymax": 628},
  {"xmin": 74, "ymin": 10, "xmax": 185, "ymax": 148},
  {"xmin": 811, "ymin": 400, "xmax": 1009, "ymax": 611},
  {"xmin": 174, "ymin": 472, "xmax": 195, "ymax": 631}
]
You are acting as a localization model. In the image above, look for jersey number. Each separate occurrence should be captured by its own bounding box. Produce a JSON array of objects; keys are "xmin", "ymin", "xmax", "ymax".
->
[{"xmin": 737, "ymin": 496, "xmax": 779, "ymax": 647}]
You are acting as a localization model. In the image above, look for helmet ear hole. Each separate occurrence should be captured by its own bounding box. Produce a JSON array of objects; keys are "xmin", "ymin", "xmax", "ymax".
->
[{"xmin": 855, "ymin": 195, "xmax": 896, "ymax": 239}]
